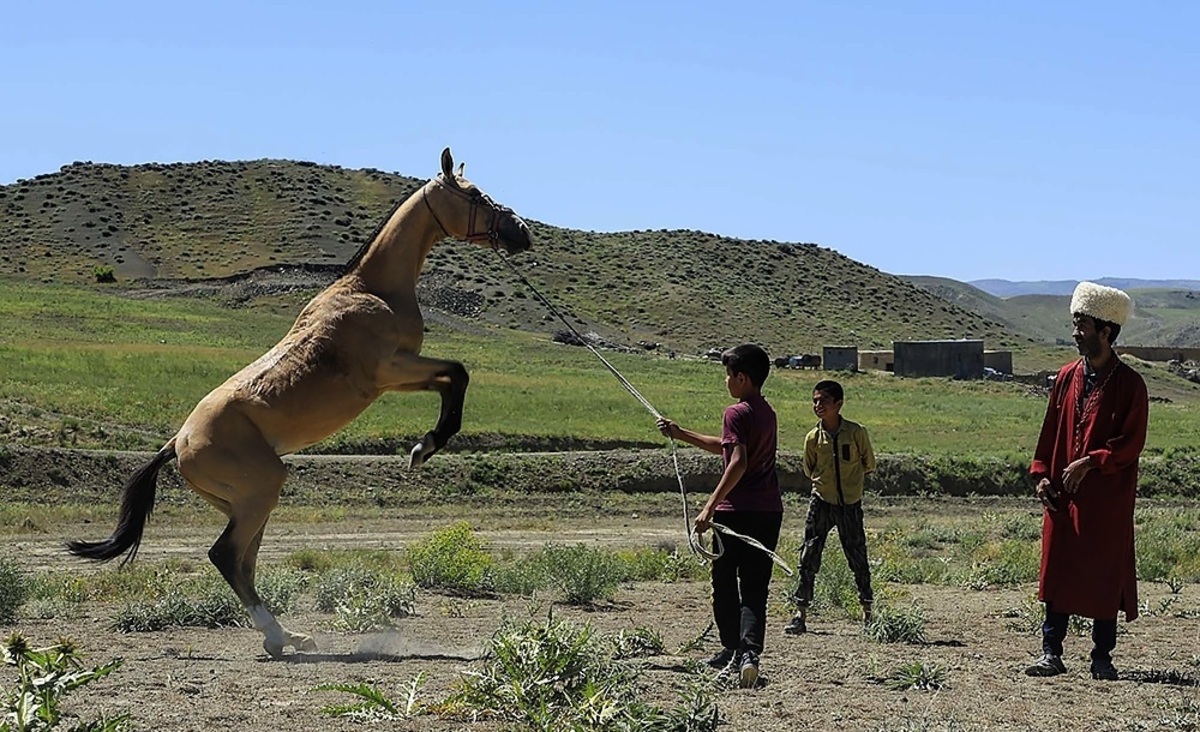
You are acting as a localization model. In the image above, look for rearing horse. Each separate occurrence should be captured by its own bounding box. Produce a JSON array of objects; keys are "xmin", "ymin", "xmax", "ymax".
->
[{"xmin": 68, "ymin": 148, "xmax": 532, "ymax": 657}]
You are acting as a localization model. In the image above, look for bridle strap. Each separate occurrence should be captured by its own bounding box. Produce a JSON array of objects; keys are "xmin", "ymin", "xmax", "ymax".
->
[
  {"xmin": 422, "ymin": 186, "xmax": 453, "ymax": 239},
  {"xmin": 422, "ymin": 175, "xmax": 504, "ymax": 249}
]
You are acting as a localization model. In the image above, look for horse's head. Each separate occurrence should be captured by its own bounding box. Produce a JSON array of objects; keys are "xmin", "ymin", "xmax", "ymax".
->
[{"xmin": 422, "ymin": 148, "xmax": 532, "ymax": 255}]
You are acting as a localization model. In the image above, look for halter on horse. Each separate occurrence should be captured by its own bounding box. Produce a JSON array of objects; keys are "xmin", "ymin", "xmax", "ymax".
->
[{"xmin": 67, "ymin": 148, "xmax": 532, "ymax": 658}]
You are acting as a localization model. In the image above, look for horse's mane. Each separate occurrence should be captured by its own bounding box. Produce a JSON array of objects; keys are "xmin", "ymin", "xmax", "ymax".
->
[{"xmin": 340, "ymin": 181, "xmax": 426, "ymax": 275}]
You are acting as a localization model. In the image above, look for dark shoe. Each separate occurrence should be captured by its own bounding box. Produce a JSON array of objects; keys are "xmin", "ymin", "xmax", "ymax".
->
[
  {"xmin": 783, "ymin": 613, "xmax": 807, "ymax": 635},
  {"xmin": 738, "ymin": 651, "xmax": 760, "ymax": 689},
  {"xmin": 705, "ymin": 647, "xmax": 737, "ymax": 669},
  {"xmin": 1024, "ymin": 653, "xmax": 1067, "ymax": 677},
  {"xmin": 1090, "ymin": 660, "xmax": 1118, "ymax": 681}
]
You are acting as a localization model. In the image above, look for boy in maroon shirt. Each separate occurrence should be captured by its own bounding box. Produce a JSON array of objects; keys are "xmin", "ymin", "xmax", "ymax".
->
[{"xmin": 657, "ymin": 343, "xmax": 782, "ymax": 689}]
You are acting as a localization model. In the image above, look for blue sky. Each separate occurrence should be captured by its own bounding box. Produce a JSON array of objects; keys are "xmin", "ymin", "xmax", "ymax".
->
[{"xmin": 2, "ymin": 1, "xmax": 1195, "ymax": 282}]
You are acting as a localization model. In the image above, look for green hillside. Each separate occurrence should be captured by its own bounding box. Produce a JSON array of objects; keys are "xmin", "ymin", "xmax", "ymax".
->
[
  {"xmin": 905, "ymin": 276, "xmax": 1200, "ymax": 348},
  {"xmin": 1002, "ymin": 290, "xmax": 1200, "ymax": 349},
  {"xmin": 902, "ymin": 275, "xmax": 1065, "ymax": 343},
  {"xmin": 1, "ymin": 160, "xmax": 1024, "ymax": 356}
]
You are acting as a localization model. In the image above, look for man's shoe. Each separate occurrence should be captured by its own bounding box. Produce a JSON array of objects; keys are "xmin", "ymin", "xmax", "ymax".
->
[
  {"xmin": 1024, "ymin": 653, "xmax": 1067, "ymax": 677},
  {"xmin": 1090, "ymin": 660, "xmax": 1119, "ymax": 681},
  {"xmin": 862, "ymin": 603, "xmax": 873, "ymax": 626},
  {"xmin": 705, "ymin": 647, "xmax": 737, "ymax": 669},
  {"xmin": 738, "ymin": 651, "xmax": 760, "ymax": 689},
  {"xmin": 783, "ymin": 613, "xmax": 807, "ymax": 635}
]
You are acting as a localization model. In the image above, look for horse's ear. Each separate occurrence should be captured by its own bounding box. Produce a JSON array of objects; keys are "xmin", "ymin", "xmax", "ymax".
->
[
  {"xmin": 457, "ymin": 163, "xmax": 465, "ymax": 177},
  {"xmin": 440, "ymin": 148, "xmax": 454, "ymax": 181}
]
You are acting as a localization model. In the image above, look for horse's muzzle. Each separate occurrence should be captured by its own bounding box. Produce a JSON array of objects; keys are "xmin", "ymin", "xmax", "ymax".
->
[{"xmin": 498, "ymin": 214, "xmax": 533, "ymax": 254}]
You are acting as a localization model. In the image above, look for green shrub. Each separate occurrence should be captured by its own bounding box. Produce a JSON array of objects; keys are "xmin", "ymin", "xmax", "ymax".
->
[
  {"xmin": 999, "ymin": 514, "xmax": 1042, "ymax": 542},
  {"xmin": 285, "ymin": 548, "xmax": 334, "ymax": 573},
  {"xmin": 92, "ymin": 265, "xmax": 116, "ymax": 283},
  {"xmin": 611, "ymin": 626, "xmax": 665, "ymax": 659},
  {"xmin": 783, "ymin": 543, "xmax": 860, "ymax": 617},
  {"xmin": 491, "ymin": 555, "xmax": 548, "ymax": 596},
  {"xmin": 112, "ymin": 580, "xmax": 243, "ymax": 632},
  {"xmin": 331, "ymin": 585, "xmax": 417, "ymax": 633},
  {"xmin": 313, "ymin": 566, "xmax": 415, "ymax": 623},
  {"xmin": 866, "ymin": 603, "xmax": 927, "ymax": 644},
  {"xmin": 0, "ymin": 556, "xmax": 29, "ymax": 624},
  {"xmin": 615, "ymin": 546, "xmax": 705, "ymax": 583},
  {"xmin": 962, "ymin": 540, "xmax": 1039, "ymax": 589},
  {"xmin": 19, "ymin": 571, "xmax": 86, "ymax": 622},
  {"xmin": 1000, "ymin": 595, "xmax": 1043, "ymax": 634},
  {"xmin": 447, "ymin": 615, "xmax": 720, "ymax": 730},
  {"xmin": 886, "ymin": 660, "xmax": 947, "ymax": 691},
  {"xmin": 1137, "ymin": 517, "xmax": 1200, "ymax": 582},
  {"xmin": 406, "ymin": 522, "xmax": 495, "ymax": 595},
  {"xmin": 536, "ymin": 543, "xmax": 625, "ymax": 605},
  {"xmin": 315, "ymin": 567, "xmax": 375, "ymax": 612},
  {"xmin": 1, "ymin": 635, "xmax": 128, "ymax": 731},
  {"xmin": 258, "ymin": 569, "xmax": 309, "ymax": 616},
  {"xmin": 317, "ymin": 674, "xmax": 425, "ymax": 720}
]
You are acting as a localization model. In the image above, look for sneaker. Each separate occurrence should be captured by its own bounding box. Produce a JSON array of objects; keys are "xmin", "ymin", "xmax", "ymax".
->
[
  {"xmin": 1024, "ymin": 653, "xmax": 1067, "ymax": 677},
  {"xmin": 705, "ymin": 647, "xmax": 737, "ymax": 669},
  {"xmin": 1090, "ymin": 660, "xmax": 1118, "ymax": 681},
  {"xmin": 783, "ymin": 613, "xmax": 807, "ymax": 635},
  {"xmin": 738, "ymin": 651, "xmax": 760, "ymax": 689}
]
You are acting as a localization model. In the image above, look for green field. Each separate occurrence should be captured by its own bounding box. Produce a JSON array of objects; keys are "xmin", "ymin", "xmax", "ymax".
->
[{"xmin": 2, "ymin": 278, "xmax": 1198, "ymax": 459}]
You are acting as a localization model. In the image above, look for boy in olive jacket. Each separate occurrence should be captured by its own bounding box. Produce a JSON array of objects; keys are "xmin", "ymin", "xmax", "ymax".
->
[{"xmin": 784, "ymin": 379, "xmax": 875, "ymax": 634}]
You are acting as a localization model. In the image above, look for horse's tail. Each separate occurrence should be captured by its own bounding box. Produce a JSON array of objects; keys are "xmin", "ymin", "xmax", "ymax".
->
[{"xmin": 66, "ymin": 439, "xmax": 178, "ymax": 566}]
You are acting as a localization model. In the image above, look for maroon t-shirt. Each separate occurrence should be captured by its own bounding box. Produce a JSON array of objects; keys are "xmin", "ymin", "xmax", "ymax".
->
[{"xmin": 716, "ymin": 394, "xmax": 782, "ymax": 512}]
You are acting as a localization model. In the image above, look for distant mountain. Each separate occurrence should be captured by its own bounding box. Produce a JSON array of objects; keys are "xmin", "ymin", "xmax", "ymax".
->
[
  {"xmin": 900, "ymin": 276, "xmax": 1068, "ymax": 343},
  {"xmin": 971, "ymin": 278, "xmax": 1200, "ymax": 298},
  {"xmin": 905, "ymin": 276, "xmax": 1200, "ymax": 348}
]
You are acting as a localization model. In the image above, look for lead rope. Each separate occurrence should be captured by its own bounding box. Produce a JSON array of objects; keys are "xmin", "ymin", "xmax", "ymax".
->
[{"xmin": 495, "ymin": 252, "xmax": 792, "ymax": 575}]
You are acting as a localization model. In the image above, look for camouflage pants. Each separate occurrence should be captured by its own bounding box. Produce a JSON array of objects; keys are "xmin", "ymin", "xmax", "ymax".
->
[{"xmin": 792, "ymin": 494, "xmax": 873, "ymax": 607}]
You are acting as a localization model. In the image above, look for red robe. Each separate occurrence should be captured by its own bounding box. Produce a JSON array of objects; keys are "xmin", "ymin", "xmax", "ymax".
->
[{"xmin": 1031, "ymin": 357, "xmax": 1148, "ymax": 621}]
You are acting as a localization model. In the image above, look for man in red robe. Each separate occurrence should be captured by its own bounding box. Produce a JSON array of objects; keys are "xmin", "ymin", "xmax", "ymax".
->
[{"xmin": 1025, "ymin": 281, "xmax": 1149, "ymax": 681}]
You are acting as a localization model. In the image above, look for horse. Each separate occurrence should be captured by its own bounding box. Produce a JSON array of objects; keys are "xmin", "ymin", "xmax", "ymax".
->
[{"xmin": 67, "ymin": 148, "xmax": 532, "ymax": 658}]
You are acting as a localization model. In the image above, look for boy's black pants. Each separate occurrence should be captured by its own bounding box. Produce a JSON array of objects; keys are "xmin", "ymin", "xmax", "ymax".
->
[
  {"xmin": 711, "ymin": 510, "xmax": 783, "ymax": 656},
  {"xmin": 792, "ymin": 494, "xmax": 873, "ymax": 607}
]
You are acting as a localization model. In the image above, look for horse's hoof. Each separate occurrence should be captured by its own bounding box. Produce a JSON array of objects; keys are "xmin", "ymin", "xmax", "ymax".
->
[
  {"xmin": 263, "ymin": 639, "xmax": 285, "ymax": 659},
  {"xmin": 409, "ymin": 440, "xmax": 433, "ymax": 468}
]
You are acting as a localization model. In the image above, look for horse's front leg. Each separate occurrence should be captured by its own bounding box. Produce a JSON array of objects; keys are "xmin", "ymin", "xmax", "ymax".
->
[{"xmin": 379, "ymin": 353, "xmax": 469, "ymax": 467}]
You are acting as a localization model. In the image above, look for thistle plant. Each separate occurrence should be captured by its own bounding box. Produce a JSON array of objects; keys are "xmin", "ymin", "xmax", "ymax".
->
[{"xmin": 1, "ymin": 634, "xmax": 127, "ymax": 732}]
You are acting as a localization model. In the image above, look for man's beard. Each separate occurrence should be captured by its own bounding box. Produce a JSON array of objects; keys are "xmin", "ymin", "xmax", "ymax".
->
[{"xmin": 1075, "ymin": 334, "xmax": 1102, "ymax": 359}]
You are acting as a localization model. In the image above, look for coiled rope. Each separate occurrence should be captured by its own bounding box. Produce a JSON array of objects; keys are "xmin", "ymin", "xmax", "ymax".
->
[{"xmin": 495, "ymin": 252, "xmax": 792, "ymax": 575}]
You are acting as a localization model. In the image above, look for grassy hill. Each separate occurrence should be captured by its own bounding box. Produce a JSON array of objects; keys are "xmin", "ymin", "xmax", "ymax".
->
[
  {"xmin": 904, "ymin": 276, "xmax": 1200, "ymax": 348},
  {"xmin": 1, "ymin": 159, "xmax": 1024, "ymax": 356}
]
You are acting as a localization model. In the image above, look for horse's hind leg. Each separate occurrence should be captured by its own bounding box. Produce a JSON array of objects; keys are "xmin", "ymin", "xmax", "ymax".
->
[
  {"xmin": 207, "ymin": 494, "xmax": 314, "ymax": 657},
  {"xmin": 178, "ymin": 424, "xmax": 315, "ymax": 658},
  {"xmin": 237, "ymin": 521, "xmax": 317, "ymax": 656}
]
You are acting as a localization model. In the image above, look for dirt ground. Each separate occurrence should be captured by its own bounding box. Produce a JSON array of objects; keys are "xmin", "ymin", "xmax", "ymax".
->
[{"xmin": 5, "ymin": 508, "xmax": 1200, "ymax": 732}]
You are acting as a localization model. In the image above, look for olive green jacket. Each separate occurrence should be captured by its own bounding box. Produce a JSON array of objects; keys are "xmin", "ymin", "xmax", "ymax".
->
[{"xmin": 803, "ymin": 417, "xmax": 875, "ymax": 505}]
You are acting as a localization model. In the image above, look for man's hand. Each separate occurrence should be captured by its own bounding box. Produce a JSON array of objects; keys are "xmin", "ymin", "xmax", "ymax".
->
[
  {"xmin": 656, "ymin": 417, "xmax": 678, "ymax": 439},
  {"xmin": 1062, "ymin": 456, "xmax": 1094, "ymax": 493},
  {"xmin": 1035, "ymin": 477, "xmax": 1059, "ymax": 512},
  {"xmin": 693, "ymin": 506, "xmax": 714, "ymax": 534}
]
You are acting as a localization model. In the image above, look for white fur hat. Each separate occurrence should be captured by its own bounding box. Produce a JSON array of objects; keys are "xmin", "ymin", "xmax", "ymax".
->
[{"xmin": 1070, "ymin": 281, "xmax": 1131, "ymax": 326}]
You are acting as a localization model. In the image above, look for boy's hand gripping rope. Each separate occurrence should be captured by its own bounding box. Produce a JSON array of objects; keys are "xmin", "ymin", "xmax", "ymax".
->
[{"xmin": 496, "ymin": 253, "xmax": 793, "ymax": 576}]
